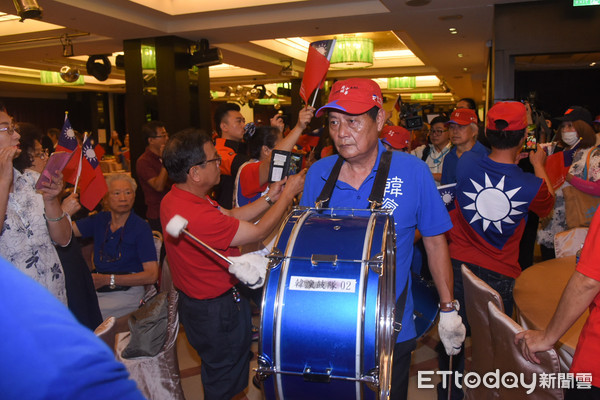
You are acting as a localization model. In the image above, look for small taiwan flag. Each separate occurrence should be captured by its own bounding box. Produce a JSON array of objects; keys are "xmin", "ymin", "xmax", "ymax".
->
[
  {"xmin": 78, "ymin": 136, "xmax": 108, "ymax": 210},
  {"xmin": 55, "ymin": 113, "xmax": 78, "ymax": 153},
  {"xmin": 438, "ymin": 183, "xmax": 457, "ymax": 211},
  {"xmin": 299, "ymin": 39, "xmax": 336, "ymax": 104}
]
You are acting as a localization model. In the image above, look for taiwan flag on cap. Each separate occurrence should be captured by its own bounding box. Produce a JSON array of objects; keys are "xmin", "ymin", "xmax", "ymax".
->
[{"xmin": 300, "ymin": 40, "xmax": 336, "ymax": 104}]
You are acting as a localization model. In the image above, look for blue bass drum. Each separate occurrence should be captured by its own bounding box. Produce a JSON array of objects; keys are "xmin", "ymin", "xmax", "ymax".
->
[{"xmin": 256, "ymin": 209, "xmax": 397, "ymax": 400}]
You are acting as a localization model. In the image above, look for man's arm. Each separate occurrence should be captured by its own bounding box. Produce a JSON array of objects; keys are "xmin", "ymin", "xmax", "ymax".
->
[
  {"xmin": 530, "ymin": 148, "xmax": 555, "ymax": 197},
  {"xmin": 422, "ymin": 233, "xmax": 454, "ymax": 304},
  {"xmin": 258, "ymin": 107, "xmax": 315, "ymax": 186},
  {"xmin": 147, "ymin": 167, "xmax": 169, "ymax": 192},
  {"xmin": 514, "ymin": 271, "xmax": 600, "ymax": 364},
  {"xmin": 229, "ymin": 171, "xmax": 305, "ymax": 247},
  {"xmin": 91, "ymin": 260, "xmax": 159, "ymax": 289}
]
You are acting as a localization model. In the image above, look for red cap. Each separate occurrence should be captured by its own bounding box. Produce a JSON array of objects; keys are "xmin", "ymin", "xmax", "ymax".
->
[
  {"xmin": 448, "ymin": 108, "xmax": 478, "ymax": 126},
  {"xmin": 486, "ymin": 101, "xmax": 528, "ymax": 131},
  {"xmin": 381, "ymin": 125, "xmax": 410, "ymax": 150},
  {"xmin": 594, "ymin": 115, "xmax": 600, "ymax": 123},
  {"xmin": 316, "ymin": 78, "xmax": 383, "ymax": 118}
]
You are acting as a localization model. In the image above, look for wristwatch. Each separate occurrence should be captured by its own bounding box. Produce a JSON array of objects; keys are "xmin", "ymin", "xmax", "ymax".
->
[
  {"xmin": 439, "ymin": 299, "xmax": 460, "ymax": 312},
  {"xmin": 109, "ymin": 274, "xmax": 116, "ymax": 289},
  {"xmin": 264, "ymin": 195, "xmax": 274, "ymax": 206}
]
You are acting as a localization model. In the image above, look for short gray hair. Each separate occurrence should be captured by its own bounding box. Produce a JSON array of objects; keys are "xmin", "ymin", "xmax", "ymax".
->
[{"xmin": 105, "ymin": 173, "xmax": 137, "ymax": 192}]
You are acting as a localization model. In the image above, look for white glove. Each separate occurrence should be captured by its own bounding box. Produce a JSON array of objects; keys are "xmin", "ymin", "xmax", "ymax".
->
[
  {"xmin": 228, "ymin": 253, "xmax": 268, "ymax": 289},
  {"xmin": 438, "ymin": 309, "xmax": 466, "ymax": 356}
]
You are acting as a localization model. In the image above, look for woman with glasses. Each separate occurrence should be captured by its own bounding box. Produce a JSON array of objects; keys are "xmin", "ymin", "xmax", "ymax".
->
[
  {"xmin": 72, "ymin": 173, "xmax": 159, "ymax": 319},
  {"xmin": 0, "ymin": 111, "xmax": 72, "ymax": 306},
  {"xmin": 14, "ymin": 122, "xmax": 103, "ymax": 329}
]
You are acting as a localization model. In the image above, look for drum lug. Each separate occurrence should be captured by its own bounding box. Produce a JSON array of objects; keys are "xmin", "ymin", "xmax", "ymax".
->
[
  {"xmin": 363, "ymin": 367, "xmax": 380, "ymax": 392},
  {"xmin": 267, "ymin": 247, "xmax": 284, "ymax": 269},
  {"xmin": 311, "ymin": 254, "xmax": 337, "ymax": 266},
  {"xmin": 368, "ymin": 252, "xmax": 384, "ymax": 275},
  {"xmin": 255, "ymin": 354, "xmax": 274, "ymax": 381},
  {"xmin": 302, "ymin": 366, "xmax": 332, "ymax": 383}
]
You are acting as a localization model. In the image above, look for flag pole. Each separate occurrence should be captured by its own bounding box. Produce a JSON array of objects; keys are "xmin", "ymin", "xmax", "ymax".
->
[
  {"xmin": 310, "ymin": 88, "xmax": 320, "ymax": 108},
  {"xmin": 73, "ymin": 132, "xmax": 87, "ymax": 194}
]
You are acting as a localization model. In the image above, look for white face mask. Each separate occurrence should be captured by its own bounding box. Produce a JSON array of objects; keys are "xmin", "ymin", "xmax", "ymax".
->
[{"xmin": 562, "ymin": 130, "xmax": 579, "ymax": 147}]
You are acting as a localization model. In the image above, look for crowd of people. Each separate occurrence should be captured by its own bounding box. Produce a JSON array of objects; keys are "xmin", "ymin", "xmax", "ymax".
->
[{"xmin": 1, "ymin": 80, "xmax": 600, "ymax": 399}]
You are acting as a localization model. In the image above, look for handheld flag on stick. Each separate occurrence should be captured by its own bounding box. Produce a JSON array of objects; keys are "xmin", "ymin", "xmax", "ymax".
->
[
  {"xmin": 77, "ymin": 135, "xmax": 107, "ymax": 211},
  {"xmin": 55, "ymin": 112, "xmax": 77, "ymax": 153},
  {"xmin": 73, "ymin": 132, "xmax": 87, "ymax": 194},
  {"xmin": 300, "ymin": 39, "xmax": 336, "ymax": 107}
]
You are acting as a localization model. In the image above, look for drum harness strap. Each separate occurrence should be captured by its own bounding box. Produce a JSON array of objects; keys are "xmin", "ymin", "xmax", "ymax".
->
[{"xmin": 314, "ymin": 151, "xmax": 409, "ymax": 334}]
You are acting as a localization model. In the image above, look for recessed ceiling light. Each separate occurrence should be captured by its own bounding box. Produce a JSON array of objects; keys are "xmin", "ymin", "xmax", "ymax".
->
[
  {"xmin": 457, "ymin": 53, "xmax": 463, "ymax": 58},
  {"xmin": 449, "ymin": 28, "xmax": 458, "ymax": 34},
  {"xmin": 591, "ymin": 62, "xmax": 597, "ymax": 66},
  {"xmin": 439, "ymin": 14, "xmax": 463, "ymax": 21},
  {"xmin": 463, "ymin": 67, "xmax": 468, "ymax": 72},
  {"xmin": 406, "ymin": 0, "xmax": 431, "ymax": 6}
]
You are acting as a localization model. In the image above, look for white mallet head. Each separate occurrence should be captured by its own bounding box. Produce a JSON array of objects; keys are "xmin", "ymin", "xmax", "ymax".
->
[{"xmin": 166, "ymin": 215, "xmax": 189, "ymax": 238}]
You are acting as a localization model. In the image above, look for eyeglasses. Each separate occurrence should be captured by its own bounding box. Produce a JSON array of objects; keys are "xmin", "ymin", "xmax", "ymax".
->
[
  {"xmin": 430, "ymin": 129, "xmax": 448, "ymax": 135},
  {"xmin": 98, "ymin": 222, "xmax": 124, "ymax": 263},
  {"xmin": 151, "ymin": 134, "xmax": 168, "ymax": 139},
  {"xmin": 188, "ymin": 155, "xmax": 222, "ymax": 173},
  {"xmin": 0, "ymin": 124, "xmax": 19, "ymax": 135},
  {"xmin": 33, "ymin": 149, "xmax": 49, "ymax": 160}
]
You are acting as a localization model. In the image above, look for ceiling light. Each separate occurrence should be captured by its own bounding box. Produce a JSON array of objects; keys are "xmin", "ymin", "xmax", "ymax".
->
[
  {"xmin": 388, "ymin": 76, "xmax": 416, "ymax": 89},
  {"xmin": 457, "ymin": 53, "xmax": 464, "ymax": 58},
  {"xmin": 449, "ymin": 28, "xmax": 458, "ymax": 35},
  {"xmin": 330, "ymin": 37, "xmax": 374, "ymax": 69},
  {"xmin": 13, "ymin": 0, "xmax": 42, "ymax": 22},
  {"xmin": 591, "ymin": 62, "xmax": 597, "ymax": 66},
  {"xmin": 59, "ymin": 66, "xmax": 81, "ymax": 83},
  {"xmin": 406, "ymin": 0, "xmax": 431, "ymax": 6}
]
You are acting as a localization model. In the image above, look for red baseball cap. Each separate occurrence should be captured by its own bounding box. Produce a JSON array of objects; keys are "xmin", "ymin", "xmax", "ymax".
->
[
  {"xmin": 486, "ymin": 101, "xmax": 528, "ymax": 131},
  {"xmin": 316, "ymin": 78, "xmax": 383, "ymax": 118},
  {"xmin": 593, "ymin": 115, "xmax": 600, "ymax": 123},
  {"xmin": 447, "ymin": 108, "xmax": 478, "ymax": 126},
  {"xmin": 381, "ymin": 125, "xmax": 410, "ymax": 150}
]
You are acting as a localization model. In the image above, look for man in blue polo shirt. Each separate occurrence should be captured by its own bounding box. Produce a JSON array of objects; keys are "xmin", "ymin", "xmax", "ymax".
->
[
  {"xmin": 441, "ymin": 108, "xmax": 490, "ymax": 185},
  {"xmin": 300, "ymin": 78, "xmax": 465, "ymax": 400}
]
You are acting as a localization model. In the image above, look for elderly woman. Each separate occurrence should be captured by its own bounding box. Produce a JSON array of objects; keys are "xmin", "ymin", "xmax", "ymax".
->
[
  {"xmin": 72, "ymin": 173, "xmax": 159, "ymax": 319},
  {"xmin": 0, "ymin": 109, "xmax": 71, "ymax": 305},
  {"xmin": 537, "ymin": 106, "xmax": 600, "ymax": 259}
]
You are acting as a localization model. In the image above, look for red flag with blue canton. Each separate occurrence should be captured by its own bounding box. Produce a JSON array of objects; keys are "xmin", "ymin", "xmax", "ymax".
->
[
  {"xmin": 299, "ymin": 39, "xmax": 336, "ymax": 104},
  {"xmin": 78, "ymin": 136, "xmax": 107, "ymax": 210},
  {"xmin": 55, "ymin": 113, "xmax": 78, "ymax": 153}
]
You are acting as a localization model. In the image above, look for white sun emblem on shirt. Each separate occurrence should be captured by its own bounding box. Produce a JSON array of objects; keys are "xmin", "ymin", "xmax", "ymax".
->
[
  {"xmin": 462, "ymin": 173, "xmax": 527, "ymax": 233},
  {"xmin": 85, "ymin": 146, "xmax": 97, "ymax": 162},
  {"xmin": 440, "ymin": 190, "xmax": 454, "ymax": 206}
]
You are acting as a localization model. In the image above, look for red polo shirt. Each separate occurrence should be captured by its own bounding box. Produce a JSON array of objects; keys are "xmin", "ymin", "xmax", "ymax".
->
[
  {"xmin": 571, "ymin": 210, "xmax": 600, "ymax": 388},
  {"xmin": 161, "ymin": 185, "xmax": 240, "ymax": 299}
]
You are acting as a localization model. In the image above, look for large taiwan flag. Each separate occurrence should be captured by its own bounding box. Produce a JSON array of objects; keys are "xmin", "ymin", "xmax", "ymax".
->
[
  {"xmin": 78, "ymin": 136, "xmax": 108, "ymax": 210},
  {"xmin": 299, "ymin": 39, "xmax": 336, "ymax": 104}
]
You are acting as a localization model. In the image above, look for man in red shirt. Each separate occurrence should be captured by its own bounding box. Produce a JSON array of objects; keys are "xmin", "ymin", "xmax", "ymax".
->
[
  {"xmin": 160, "ymin": 128, "xmax": 305, "ymax": 399},
  {"xmin": 516, "ymin": 208, "xmax": 600, "ymax": 399},
  {"xmin": 135, "ymin": 121, "xmax": 170, "ymax": 232}
]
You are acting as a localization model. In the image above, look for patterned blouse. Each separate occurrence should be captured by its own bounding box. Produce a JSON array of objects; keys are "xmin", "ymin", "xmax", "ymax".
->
[
  {"xmin": 537, "ymin": 146, "xmax": 600, "ymax": 248},
  {"xmin": 0, "ymin": 169, "xmax": 67, "ymax": 305}
]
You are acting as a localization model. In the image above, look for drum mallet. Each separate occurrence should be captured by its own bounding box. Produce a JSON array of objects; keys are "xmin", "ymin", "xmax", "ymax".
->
[
  {"xmin": 448, "ymin": 355, "xmax": 453, "ymax": 400},
  {"xmin": 166, "ymin": 215, "xmax": 233, "ymax": 265}
]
